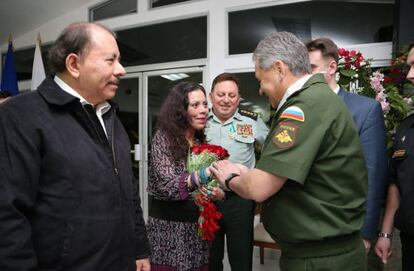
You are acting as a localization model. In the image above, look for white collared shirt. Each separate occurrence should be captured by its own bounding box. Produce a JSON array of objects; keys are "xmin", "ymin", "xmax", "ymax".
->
[
  {"xmin": 276, "ymin": 74, "xmax": 312, "ymax": 112},
  {"xmin": 333, "ymin": 84, "xmax": 340, "ymax": 94},
  {"xmin": 54, "ymin": 76, "xmax": 111, "ymax": 137}
]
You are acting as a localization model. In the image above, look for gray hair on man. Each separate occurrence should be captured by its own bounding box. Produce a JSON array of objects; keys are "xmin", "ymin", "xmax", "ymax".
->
[{"xmin": 252, "ymin": 31, "xmax": 311, "ymax": 76}]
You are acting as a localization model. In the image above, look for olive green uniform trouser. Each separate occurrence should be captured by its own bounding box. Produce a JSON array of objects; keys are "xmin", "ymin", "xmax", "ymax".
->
[{"xmin": 279, "ymin": 234, "xmax": 367, "ymax": 271}]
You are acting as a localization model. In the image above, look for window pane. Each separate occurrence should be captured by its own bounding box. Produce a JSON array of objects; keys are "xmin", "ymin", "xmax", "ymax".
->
[
  {"xmin": 150, "ymin": 0, "xmax": 194, "ymax": 9},
  {"xmin": 229, "ymin": 1, "xmax": 394, "ymax": 55},
  {"xmin": 2, "ymin": 44, "xmax": 51, "ymax": 81},
  {"xmin": 112, "ymin": 77, "xmax": 140, "ymax": 177},
  {"xmin": 148, "ymin": 72, "xmax": 203, "ymax": 127},
  {"xmin": 236, "ymin": 72, "xmax": 270, "ymax": 123},
  {"xmin": 90, "ymin": 0, "xmax": 137, "ymax": 21},
  {"xmin": 116, "ymin": 17, "xmax": 207, "ymax": 66}
]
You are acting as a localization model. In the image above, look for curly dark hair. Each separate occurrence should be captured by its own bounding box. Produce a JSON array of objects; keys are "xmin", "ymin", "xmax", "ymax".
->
[{"xmin": 156, "ymin": 81, "xmax": 206, "ymax": 160}]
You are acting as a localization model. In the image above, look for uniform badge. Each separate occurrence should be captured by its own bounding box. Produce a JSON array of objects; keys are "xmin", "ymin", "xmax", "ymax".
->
[
  {"xmin": 280, "ymin": 106, "xmax": 305, "ymax": 122},
  {"xmin": 392, "ymin": 149, "xmax": 406, "ymax": 158},
  {"xmin": 228, "ymin": 124, "xmax": 236, "ymax": 140},
  {"xmin": 237, "ymin": 124, "xmax": 253, "ymax": 138},
  {"xmin": 273, "ymin": 122, "xmax": 298, "ymax": 149}
]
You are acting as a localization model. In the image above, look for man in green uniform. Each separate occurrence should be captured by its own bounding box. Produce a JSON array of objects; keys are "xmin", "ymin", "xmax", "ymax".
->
[
  {"xmin": 210, "ymin": 32, "xmax": 368, "ymax": 271},
  {"xmin": 206, "ymin": 72, "xmax": 269, "ymax": 271}
]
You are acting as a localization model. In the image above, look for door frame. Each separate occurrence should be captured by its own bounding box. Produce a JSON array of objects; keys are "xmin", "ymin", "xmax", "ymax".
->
[{"xmin": 125, "ymin": 64, "xmax": 206, "ymax": 219}]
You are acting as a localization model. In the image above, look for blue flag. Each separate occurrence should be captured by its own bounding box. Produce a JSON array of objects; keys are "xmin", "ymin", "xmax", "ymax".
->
[{"xmin": 1, "ymin": 41, "xmax": 19, "ymax": 96}]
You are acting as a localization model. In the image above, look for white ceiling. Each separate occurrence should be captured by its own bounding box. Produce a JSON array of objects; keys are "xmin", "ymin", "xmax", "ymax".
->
[{"xmin": 0, "ymin": 0, "xmax": 93, "ymax": 46}]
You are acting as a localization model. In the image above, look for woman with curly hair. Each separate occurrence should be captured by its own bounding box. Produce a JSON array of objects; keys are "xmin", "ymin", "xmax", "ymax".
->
[{"xmin": 147, "ymin": 81, "xmax": 224, "ymax": 271}]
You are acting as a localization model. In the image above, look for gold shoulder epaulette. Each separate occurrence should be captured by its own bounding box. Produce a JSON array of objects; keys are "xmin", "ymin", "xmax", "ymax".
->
[{"xmin": 239, "ymin": 109, "xmax": 258, "ymax": 120}]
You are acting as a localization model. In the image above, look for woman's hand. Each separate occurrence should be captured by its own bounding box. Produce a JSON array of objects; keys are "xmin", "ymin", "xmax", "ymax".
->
[{"xmin": 199, "ymin": 186, "xmax": 225, "ymax": 201}]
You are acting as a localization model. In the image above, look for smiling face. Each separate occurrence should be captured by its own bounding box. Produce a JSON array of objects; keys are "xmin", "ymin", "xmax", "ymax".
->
[
  {"xmin": 76, "ymin": 26, "xmax": 126, "ymax": 105},
  {"xmin": 210, "ymin": 80, "xmax": 240, "ymax": 122},
  {"xmin": 187, "ymin": 89, "xmax": 208, "ymax": 131},
  {"xmin": 255, "ymin": 64, "xmax": 284, "ymax": 108}
]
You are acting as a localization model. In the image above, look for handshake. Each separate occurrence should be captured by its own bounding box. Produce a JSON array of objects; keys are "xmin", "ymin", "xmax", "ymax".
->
[{"xmin": 205, "ymin": 161, "xmax": 248, "ymax": 192}]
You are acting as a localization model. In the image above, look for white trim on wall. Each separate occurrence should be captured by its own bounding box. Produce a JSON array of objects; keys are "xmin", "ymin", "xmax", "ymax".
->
[{"xmin": 3, "ymin": 0, "xmax": 393, "ymax": 88}]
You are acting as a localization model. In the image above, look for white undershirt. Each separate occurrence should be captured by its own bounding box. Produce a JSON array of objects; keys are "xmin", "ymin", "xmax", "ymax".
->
[
  {"xmin": 54, "ymin": 76, "xmax": 111, "ymax": 137},
  {"xmin": 333, "ymin": 84, "xmax": 340, "ymax": 94}
]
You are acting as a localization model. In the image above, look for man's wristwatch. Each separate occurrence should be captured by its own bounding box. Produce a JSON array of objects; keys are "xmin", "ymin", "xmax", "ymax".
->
[
  {"xmin": 224, "ymin": 173, "xmax": 240, "ymax": 191},
  {"xmin": 378, "ymin": 232, "xmax": 393, "ymax": 239}
]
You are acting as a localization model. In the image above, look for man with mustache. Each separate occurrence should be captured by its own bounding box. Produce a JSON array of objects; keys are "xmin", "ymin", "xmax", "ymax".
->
[{"xmin": 0, "ymin": 22, "xmax": 150, "ymax": 271}]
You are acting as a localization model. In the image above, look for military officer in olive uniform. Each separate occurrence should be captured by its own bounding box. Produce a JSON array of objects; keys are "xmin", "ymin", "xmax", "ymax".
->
[
  {"xmin": 206, "ymin": 72, "xmax": 269, "ymax": 271},
  {"xmin": 375, "ymin": 43, "xmax": 414, "ymax": 271},
  {"xmin": 211, "ymin": 32, "xmax": 368, "ymax": 271}
]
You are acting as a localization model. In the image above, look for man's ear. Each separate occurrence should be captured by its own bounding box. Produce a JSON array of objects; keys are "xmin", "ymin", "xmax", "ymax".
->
[
  {"xmin": 327, "ymin": 60, "xmax": 337, "ymax": 77},
  {"xmin": 65, "ymin": 53, "xmax": 81, "ymax": 78},
  {"xmin": 272, "ymin": 60, "xmax": 286, "ymax": 80}
]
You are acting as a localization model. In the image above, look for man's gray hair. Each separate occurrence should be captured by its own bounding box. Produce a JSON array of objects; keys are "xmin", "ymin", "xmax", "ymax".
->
[{"xmin": 253, "ymin": 31, "xmax": 311, "ymax": 76}]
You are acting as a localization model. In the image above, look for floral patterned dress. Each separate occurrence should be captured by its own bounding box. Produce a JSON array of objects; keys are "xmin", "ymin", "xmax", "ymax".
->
[{"xmin": 147, "ymin": 130, "xmax": 209, "ymax": 271}]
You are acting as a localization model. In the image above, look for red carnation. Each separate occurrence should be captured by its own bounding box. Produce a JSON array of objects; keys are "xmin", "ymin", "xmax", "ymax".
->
[
  {"xmin": 338, "ymin": 48, "xmax": 346, "ymax": 56},
  {"xmin": 188, "ymin": 143, "xmax": 229, "ymax": 240},
  {"xmin": 383, "ymin": 76, "xmax": 394, "ymax": 85}
]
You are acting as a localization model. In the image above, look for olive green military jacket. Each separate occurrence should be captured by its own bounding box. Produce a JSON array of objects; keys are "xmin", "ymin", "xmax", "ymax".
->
[{"xmin": 256, "ymin": 74, "xmax": 367, "ymax": 249}]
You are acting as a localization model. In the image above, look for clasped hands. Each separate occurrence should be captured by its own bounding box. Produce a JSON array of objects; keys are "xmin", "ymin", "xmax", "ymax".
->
[
  {"xmin": 196, "ymin": 161, "xmax": 247, "ymax": 201},
  {"xmin": 208, "ymin": 160, "xmax": 248, "ymax": 191}
]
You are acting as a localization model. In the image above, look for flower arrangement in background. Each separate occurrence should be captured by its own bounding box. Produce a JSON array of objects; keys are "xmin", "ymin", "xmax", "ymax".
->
[
  {"xmin": 187, "ymin": 144, "xmax": 229, "ymax": 240},
  {"xmin": 337, "ymin": 48, "xmax": 371, "ymax": 93},
  {"xmin": 337, "ymin": 47, "xmax": 414, "ymax": 148}
]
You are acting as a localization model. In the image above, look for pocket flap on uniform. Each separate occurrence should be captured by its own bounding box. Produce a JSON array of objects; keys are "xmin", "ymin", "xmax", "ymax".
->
[{"xmin": 235, "ymin": 134, "xmax": 254, "ymax": 143}]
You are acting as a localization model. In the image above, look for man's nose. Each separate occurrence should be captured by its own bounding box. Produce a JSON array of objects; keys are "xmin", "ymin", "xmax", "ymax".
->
[{"xmin": 115, "ymin": 61, "xmax": 126, "ymax": 77}]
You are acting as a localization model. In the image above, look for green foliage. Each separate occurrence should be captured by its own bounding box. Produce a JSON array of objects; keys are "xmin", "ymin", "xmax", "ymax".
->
[{"xmin": 337, "ymin": 47, "xmax": 414, "ymax": 149}]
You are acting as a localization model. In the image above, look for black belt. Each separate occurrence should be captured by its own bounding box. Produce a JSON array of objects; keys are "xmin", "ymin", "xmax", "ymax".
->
[{"xmin": 148, "ymin": 196, "xmax": 199, "ymax": 222}]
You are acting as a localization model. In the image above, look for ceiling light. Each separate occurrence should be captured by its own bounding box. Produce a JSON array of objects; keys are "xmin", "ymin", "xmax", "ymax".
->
[{"xmin": 160, "ymin": 73, "xmax": 190, "ymax": 81}]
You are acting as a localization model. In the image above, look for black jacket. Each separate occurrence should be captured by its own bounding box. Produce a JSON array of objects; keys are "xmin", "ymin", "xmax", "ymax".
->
[
  {"xmin": 390, "ymin": 113, "xmax": 414, "ymax": 234},
  {"xmin": 0, "ymin": 78, "xmax": 150, "ymax": 270}
]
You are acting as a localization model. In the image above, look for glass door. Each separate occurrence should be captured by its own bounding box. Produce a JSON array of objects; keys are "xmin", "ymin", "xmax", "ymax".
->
[
  {"xmin": 142, "ymin": 67, "xmax": 204, "ymax": 219},
  {"xmin": 114, "ymin": 67, "xmax": 204, "ymax": 219},
  {"xmin": 112, "ymin": 72, "xmax": 143, "ymax": 181}
]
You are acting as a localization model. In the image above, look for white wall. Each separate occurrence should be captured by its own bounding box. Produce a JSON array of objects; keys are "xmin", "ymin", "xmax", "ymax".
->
[{"xmin": 2, "ymin": 0, "xmax": 392, "ymax": 90}]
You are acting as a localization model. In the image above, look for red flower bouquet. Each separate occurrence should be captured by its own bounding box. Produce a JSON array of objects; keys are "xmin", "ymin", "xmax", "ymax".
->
[
  {"xmin": 187, "ymin": 144, "xmax": 229, "ymax": 240},
  {"xmin": 337, "ymin": 46, "xmax": 414, "ymax": 148}
]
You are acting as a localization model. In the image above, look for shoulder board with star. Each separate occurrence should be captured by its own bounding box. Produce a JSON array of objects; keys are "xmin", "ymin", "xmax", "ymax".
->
[{"xmin": 239, "ymin": 109, "xmax": 258, "ymax": 120}]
